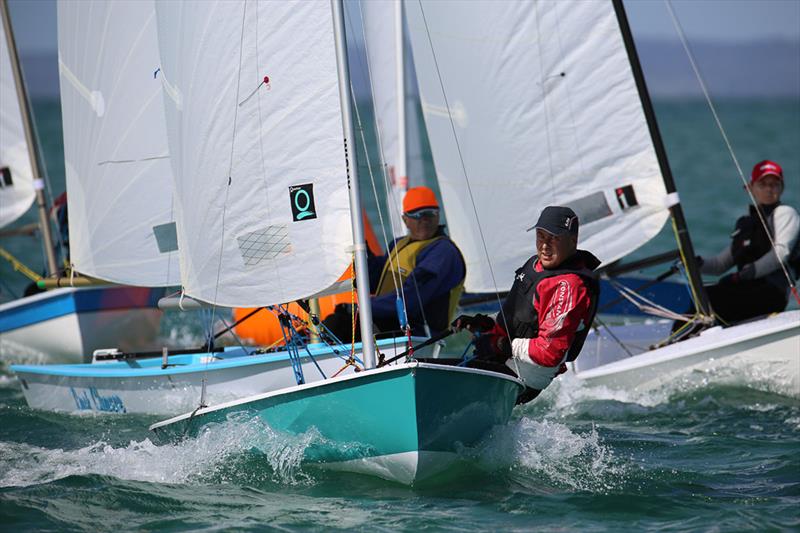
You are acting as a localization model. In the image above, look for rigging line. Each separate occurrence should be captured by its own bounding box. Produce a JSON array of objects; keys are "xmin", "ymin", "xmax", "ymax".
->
[
  {"xmin": 664, "ymin": 0, "xmax": 799, "ymax": 305},
  {"xmin": 206, "ymin": 0, "xmax": 249, "ymax": 356},
  {"xmin": 349, "ymin": 79, "xmax": 404, "ymax": 307},
  {"xmin": 416, "ymin": 1, "xmax": 512, "ymax": 340},
  {"xmin": 349, "ymin": 5, "xmax": 408, "ymax": 306},
  {"xmin": 591, "ymin": 317, "xmax": 635, "ymax": 358},
  {"xmin": 350, "ymin": 2, "xmax": 407, "ymax": 244},
  {"xmin": 252, "ymin": 1, "xmax": 288, "ymax": 303},
  {"xmin": 349, "ymin": 6, "xmax": 406, "ymax": 248},
  {"xmin": 551, "ymin": 5, "xmax": 587, "ymax": 179},
  {"xmin": 532, "ymin": 0, "xmax": 557, "ymax": 202}
]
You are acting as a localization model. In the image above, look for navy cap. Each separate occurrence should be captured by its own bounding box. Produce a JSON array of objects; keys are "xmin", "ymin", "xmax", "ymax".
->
[{"xmin": 527, "ymin": 206, "xmax": 579, "ymax": 235}]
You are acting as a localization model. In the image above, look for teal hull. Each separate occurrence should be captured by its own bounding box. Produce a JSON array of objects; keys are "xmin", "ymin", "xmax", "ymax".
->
[{"xmin": 151, "ymin": 363, "xmax": 523, "ymax": 484}]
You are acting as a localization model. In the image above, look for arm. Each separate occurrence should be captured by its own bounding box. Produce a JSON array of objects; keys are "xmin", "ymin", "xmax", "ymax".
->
[
  {"xmin": 370, "ymin": 239, "xmax": 465, "ymax": 320},
  {"xmin": 751, "ymin": 205, "xmax": 800, "ymax": 277},
  {"xmin": 701, "ymin": 245, "xmax": 734, "ymax": 276},
  {"xmin": 510, "ymin": 274, "xmax": 592, "ymax": 367}
]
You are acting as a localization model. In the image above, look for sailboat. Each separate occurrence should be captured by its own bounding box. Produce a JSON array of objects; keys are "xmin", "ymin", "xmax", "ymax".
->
[
  {"xmin": 11, "ymin": 0, "xmax": 423, "ymax": 415},
  {"xmin": 0, "ymin": 0, "xmax": 163, "ymax": 362},
  {"xmin": 401, "ymin": 0, "xmax": 799, "ymax": 397},
  {"xmin": 146, "ymin": 0, "xmax": 523, "ymax": 485}
]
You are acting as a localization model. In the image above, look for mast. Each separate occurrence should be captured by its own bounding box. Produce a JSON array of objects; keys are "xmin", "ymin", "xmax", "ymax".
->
[
  {"xmin": 331, "ymin": 0, "xmax": 377, "ymax": 368},
  {"xmin": 611, "ymin": 0, "xmax": 713, "ymax": 318},
  {"xmin": 394, "ymin": 0, "xmax": 407, "ymax": 190},
  {"xmin": 0, "ymin": 0, "xmax": 58, "ymax": 277}
]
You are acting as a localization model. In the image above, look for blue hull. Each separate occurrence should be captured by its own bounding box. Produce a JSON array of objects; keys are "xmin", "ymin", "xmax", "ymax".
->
[{"xmin": 151, "ymin": 363, "xmax": 523, "ymax": 484}]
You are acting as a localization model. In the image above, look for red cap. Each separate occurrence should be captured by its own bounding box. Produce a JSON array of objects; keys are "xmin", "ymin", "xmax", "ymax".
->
[
  {"xmin": 750, "ymin": 160, "xmax": 783, "ymax": 185},
  {"xmin": 403, "ymin": 186, "xmax": 439, "ymax": 214}
]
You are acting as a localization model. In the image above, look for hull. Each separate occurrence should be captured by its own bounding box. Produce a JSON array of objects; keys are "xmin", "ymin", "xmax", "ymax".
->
[
  {"xmin": 151, "ymin": 363, "xmax": 523, "ymax": 485},
  {"xmin": 11, "ymin": 337, "xmax": 426, "ymax": 415},
  {"xmin": 574, "ymin": 310, "xmax": 800, "ymax": 396},
  {"xmin": 0, "ymin": 286, "xmax": 163, "ymax": 363}
]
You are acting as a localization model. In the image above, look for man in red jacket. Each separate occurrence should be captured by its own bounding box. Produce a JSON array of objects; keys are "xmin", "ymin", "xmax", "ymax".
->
[{"xmin": 455, "ymin": 206, "xmax": 600, "ymax": 403}]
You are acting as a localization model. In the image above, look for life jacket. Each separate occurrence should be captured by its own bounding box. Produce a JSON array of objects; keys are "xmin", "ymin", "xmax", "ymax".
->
[
  {"xmin": 731, "ymin": 204, "xmax": 777, "ymax": 270},
  {"xmin": 732, "ymin": 203, "xmax": 800, "ymax": 281},
  {"xmin": 374, "ymin": 229, "xmax": 465, "ymax": 334},
  {"xmin": 500, "ymin": 249, "xmax": 601, "ymax": 364}
]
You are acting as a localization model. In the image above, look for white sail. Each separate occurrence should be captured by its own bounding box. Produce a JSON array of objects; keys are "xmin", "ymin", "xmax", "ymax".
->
[
  {"xmin": 155, "ymin": 0, "xmax": 352, "ymax": 308},
  {"xmin": 360, "ymin": 0, "xmax": 433, "ymax": 233},
  {"xmin": 0, "ymin": 18, "xmax": 35, "ymax": 229},
  {"xmin": 57, "ymin": 0, "xmax": 180, "ymax": 286},
  {"xmin": 405, "ymin": 0, "xmax": 670, "ymax": 292}
]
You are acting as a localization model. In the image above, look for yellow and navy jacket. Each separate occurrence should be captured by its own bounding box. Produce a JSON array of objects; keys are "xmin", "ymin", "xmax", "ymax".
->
[{"xmin": 368, "ymin": 227, "xmax": 465, "ymax": 336}]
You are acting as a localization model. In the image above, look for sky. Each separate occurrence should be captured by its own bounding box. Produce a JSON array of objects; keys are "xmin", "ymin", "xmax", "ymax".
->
[{"xmin": 7, "ymin": 0, "xmax": 800, "ymax": 56}]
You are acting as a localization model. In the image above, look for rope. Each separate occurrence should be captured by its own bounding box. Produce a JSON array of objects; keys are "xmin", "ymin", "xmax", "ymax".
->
[
  {"xmin": 606, "ymin": 278, "xmax": 691, "ymax": 322},
  {"xmin": 665, "ymin": 0, "xmax": 799, "ymax": 306}
]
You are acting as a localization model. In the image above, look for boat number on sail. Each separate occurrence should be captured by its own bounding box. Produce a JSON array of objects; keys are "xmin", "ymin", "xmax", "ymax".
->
[
  {"xmin": 289, "ymin": 184, "xmax": 317, "ymax": 221},
  {"xmin": 69, "ymin": 387, "xmax": 127, "ymax": 413}
]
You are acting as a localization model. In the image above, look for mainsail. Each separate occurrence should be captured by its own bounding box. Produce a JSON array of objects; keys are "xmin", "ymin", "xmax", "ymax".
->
[
  {"xmin": 57, "ymin": 0, "xmax": 180, "ymax": 286},
  {"xmin": 0, "ymin": 13, "xmax": 35, "ymax": 229},
  {"xmin": 155, "ymin": 0, "xmax": 353, "ymax": 308},
  {"xmin": 405, "ymin": 0, "xmax": 671, "ymax": 293}
]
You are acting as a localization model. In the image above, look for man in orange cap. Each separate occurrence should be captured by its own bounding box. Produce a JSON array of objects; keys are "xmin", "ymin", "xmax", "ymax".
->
[
  {"xmin": 368, "ymin": 186, "xmax": 466, "ymax": 337},
  {"xmin": 676, "ymin": 159, "xmax": 799, "ymax": 328},
  {"xmin": 322, "ymin": 186, "xmax": 465, "ymax": 340}
]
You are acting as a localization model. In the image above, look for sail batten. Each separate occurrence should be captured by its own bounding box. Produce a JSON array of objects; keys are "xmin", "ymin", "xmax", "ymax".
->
[{"xmin": 406, "ymin": 0, "xmax": 670, "ymax": 293}]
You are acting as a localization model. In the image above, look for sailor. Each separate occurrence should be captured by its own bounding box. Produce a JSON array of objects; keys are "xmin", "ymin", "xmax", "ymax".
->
[
  {"xmin": 368, "ymin": 186, "xmax": 466, "ymax": 337},
  {"xmin": 323, "ymin": 186, "xmax": 466, "ymax": 340},
  {"xmin": 454, "ymin": 206, "xmax": 600, "ymax": 403},
  {"xmin": 682, "ymin": 160, "xmax": 800, "ymax": 326}
]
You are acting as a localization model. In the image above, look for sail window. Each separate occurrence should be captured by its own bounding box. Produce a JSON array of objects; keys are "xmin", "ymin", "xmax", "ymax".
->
[
  {"xmin": 153, "ymin": 222, "xmax": 179, "ymax": 253},
  {"xmin": 1, "ymin": 167, "xmax": 12, "ymax": 187},
  {"xmin": 567, "ymin": 191, "xmax": 613, "ymax": 226},
  {"xmin": 237, "ymin": 225, "xmax": 292, "ymax": 267}
]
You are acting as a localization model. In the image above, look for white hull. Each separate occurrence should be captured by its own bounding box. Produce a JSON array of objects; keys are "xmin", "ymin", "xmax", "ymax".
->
[
  {"xmin": 0, "ymin": 307, "xmax": 161, "ymax": 364},
  {"xmin": 13, "ymin": 338, "xmax": 423, "ymax": 415},
  {"xmin": 0, "ymin": 286, "xmax": 163, "ymax": 363},
  {"xmin": 319, "ymin": 450, "xmax": 457, "ymax": 485},
  {"xmin": 573, "ymin": 310, "xmax": 800, "ymax": 397}
]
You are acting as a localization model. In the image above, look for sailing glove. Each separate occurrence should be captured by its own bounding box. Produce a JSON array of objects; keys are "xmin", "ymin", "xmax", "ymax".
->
[
  {"xmin": 719, "ymin": 263, "xmax": 755, "ymax": 285},
  {"xmin": 451, "ymin": 314, "xmax": 495, "ymax": 333}
]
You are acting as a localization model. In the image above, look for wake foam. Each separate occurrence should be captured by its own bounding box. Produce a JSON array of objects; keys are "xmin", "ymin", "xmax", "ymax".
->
[
  {"xmin": 470, "ymin": 417, "xmax": 626, "ymax": 492},
  {"xmin": 0, "ymin": 417, "xmax": 318, "ymax": 489}
]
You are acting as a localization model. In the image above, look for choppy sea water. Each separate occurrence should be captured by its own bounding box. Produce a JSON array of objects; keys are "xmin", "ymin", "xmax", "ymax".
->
[
  {"xmin": 1, "ymin": 99, "xmax": 799, "ymax": 530},
  {"xmin": 1, "ymin": 368, "xmax": 798, "ymax": 531}
]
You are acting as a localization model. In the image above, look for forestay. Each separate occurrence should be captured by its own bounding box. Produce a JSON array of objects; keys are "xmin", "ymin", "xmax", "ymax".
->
[
  {"xmin": 405, "ymin": 0, "xmax": 670, "ymax": 293},
  {"xmin": 155, "ymin": 0, "xmax": 352, "ymax": 307},
  {"xmin": 0, "ymin": 18, "xmax": 35, "ymax": 229},
  {"xmin": 57, "ymin": 0, "xmax": 180, "ymax": 286},
  {"xmin": 360, "ymin": 0, "xmax": 431, "ymax": 233}
]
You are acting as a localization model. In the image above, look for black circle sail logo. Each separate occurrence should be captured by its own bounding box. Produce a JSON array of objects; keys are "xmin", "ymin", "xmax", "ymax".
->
[{"xmin": 289, "ymin": 183, "xmax": 317, "ymax": 222}]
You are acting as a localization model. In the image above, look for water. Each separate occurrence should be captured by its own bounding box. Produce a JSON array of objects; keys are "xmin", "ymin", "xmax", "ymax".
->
[{"xmin": 1, "ymin": 99, "xmax": 799, "ymax": 530}]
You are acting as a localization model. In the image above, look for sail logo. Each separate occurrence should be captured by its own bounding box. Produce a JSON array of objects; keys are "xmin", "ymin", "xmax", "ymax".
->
[
  {"xmin": 289, "ymin": 184, "xmax": 317, "ymax": 222},
  {"xmin": 615, "ymin": 184, "xmax": 639, "ymax": 210}
]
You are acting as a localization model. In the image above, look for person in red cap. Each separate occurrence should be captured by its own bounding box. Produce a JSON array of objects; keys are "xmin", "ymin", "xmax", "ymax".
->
[
  {"xmin": 681, "ymin": 160, "xmax": 799, "ymax": 327},
  {"xmin": 453, "ymin": 206, "xmax": 601, "ymax": 404},
  {"xmin": 323, "ymin": 186, "xmax": 466, "ymax": 340}
]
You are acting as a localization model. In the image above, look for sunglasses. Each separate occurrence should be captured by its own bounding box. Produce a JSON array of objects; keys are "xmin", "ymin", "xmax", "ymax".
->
[{"xmin": 404, "ymin": 208, "xmax": 439, "ymax": 220}]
